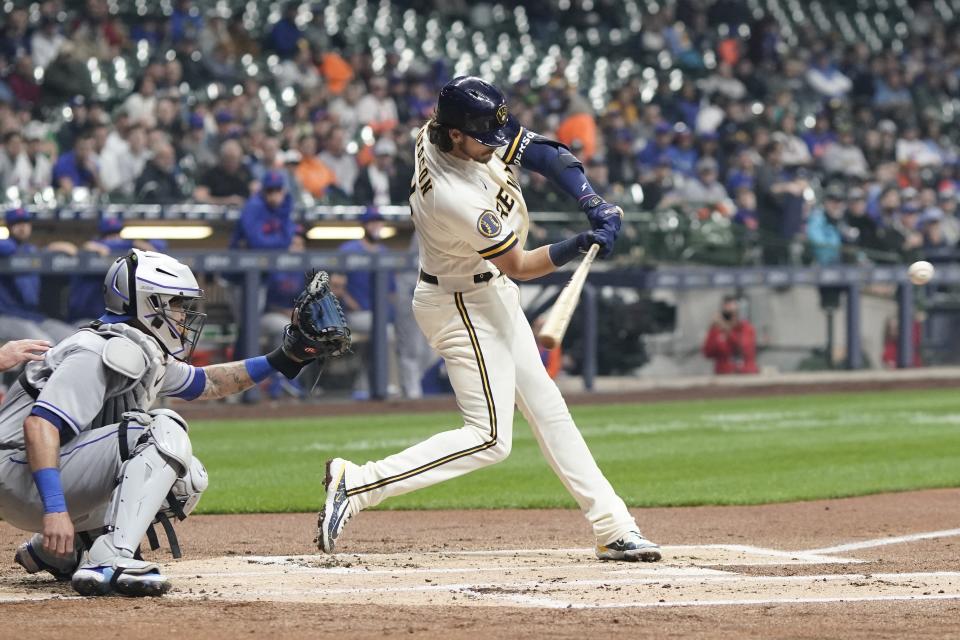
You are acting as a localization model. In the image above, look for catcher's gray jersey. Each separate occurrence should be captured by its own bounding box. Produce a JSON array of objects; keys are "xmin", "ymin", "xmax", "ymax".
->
[
  {"xmin": 0, "ymin": 327, "xmax": 203, "ymax": 451},
  {"xmin": 0, "ymin": 325, "xmax": 204, "ymax": 532}
]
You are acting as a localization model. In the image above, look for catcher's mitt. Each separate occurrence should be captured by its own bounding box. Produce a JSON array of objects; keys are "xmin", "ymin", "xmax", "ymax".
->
[{"xmin": 287, "ymin": 270, "xmax": 352, "ymax": 360}]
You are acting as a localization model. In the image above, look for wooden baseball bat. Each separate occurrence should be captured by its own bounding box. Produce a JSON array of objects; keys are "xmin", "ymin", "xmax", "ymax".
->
[{"xmin": 538, "ymin": 243, "xmax": 600, "ymax": 349}]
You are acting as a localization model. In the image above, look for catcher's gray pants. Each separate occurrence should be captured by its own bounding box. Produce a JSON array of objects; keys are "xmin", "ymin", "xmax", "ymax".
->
[{"xmin": 0, "ymin": 423, "xmax": 144, "ymax": 532}]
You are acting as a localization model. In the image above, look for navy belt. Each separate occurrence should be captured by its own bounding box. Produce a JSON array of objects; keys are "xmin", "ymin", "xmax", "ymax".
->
[{"xmin": 420, "ymin": 270, "xmax": 494, "ymax": 285}]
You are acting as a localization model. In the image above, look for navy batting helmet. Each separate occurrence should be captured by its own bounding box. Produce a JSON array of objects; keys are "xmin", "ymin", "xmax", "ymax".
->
[{"xmin": 435, "ymin": 76, "xmax": 518, "ymax": 147}]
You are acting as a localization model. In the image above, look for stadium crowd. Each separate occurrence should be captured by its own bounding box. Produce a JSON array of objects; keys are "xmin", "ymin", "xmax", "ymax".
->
[{"xmin": 0, "ymin": 0, "xmax": 959, "ymax": 268}]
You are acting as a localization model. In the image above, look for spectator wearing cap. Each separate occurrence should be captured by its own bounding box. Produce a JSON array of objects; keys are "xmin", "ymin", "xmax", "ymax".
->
[
  {"xmin": 52, "ymin": 131, "xmax": 103, "ymax": 196},
  {"xmin": 339, "ymin": 207, "xmax": 398, "ymax": 399},
  {"xmin": 136, "ymin": 140, "xmax": 185, "ymax": 204},
  {"xmin": 807, "ymin": 186, "xmax": 850, "ymax": 266},
  {"xmin": 251, "ymin": 136, "xmax": 301, "ymax": 205},
  {"xmin": 67, "ymin": 217, "xmax": 163, "ymax": 322},
  {"xmin": 266, "ymin": 2, "xmax": 304, "ymax": 61},
  {"xmin": 356, "ymin": 77, "xmax": 399, "ymax": 135},
  {"xmin": 664, "ymin": 123, "xmax": 699, "ymax": 176},
  {"xmin": 636, "ymin": 121, "xmax": 674, "ymax": 171},
  {"xmin": 180, "ymin": 112, "xmax": 217, "ymax": 172},
  {"xmin": 30, "ymin": 16, "xmax": 65, "ymax": 70},
  {"xmin": 230, "ymin": 170, "xmax": 295, "ymax": 250},
  {"xmin": 353, "ymin": 137, "xmax": 408, "ymax": 206},
  {"xmin": 318, "ymin": 126, "xmax": 358, "ymax": 199},
  {"xmin": 919, "ymin": 207, "xmax": 951, "ymax": 254},
  {"xmin": 0, "ymin": 208, "xmax": 76, "ymax": 345},
  {"xmin": 193, "ymin": 139, "xmax": 255, "ymax": 206}
]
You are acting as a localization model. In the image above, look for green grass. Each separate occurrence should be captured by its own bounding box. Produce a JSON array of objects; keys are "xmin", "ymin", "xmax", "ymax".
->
[{"xmin": 190, "ymin": 388, "xmax": 960, "ymax": 513}]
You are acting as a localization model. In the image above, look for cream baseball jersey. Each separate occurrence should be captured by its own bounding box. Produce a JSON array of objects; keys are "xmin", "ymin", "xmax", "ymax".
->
[{"xmin": 409, "ymin": 124, "xmax": 529, "ymax": 278}]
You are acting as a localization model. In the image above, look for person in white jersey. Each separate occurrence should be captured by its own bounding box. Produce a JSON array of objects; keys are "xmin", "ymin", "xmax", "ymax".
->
[{"xmin": 318, "ymin": 76, "xmax": 660, "ymax": 562}]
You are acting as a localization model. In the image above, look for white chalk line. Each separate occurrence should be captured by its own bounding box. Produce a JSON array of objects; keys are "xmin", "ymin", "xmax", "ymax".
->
[
  {"xmin": 170, "ymin": 571, "xmax": 960, "ymax": 597},
  {"xmin": 490, "ymin": 593, "xmax": 960, "ymax": 610},
  {"xmin": 801, "ymin": 528, "xmax": 960, "ymax": 555}
]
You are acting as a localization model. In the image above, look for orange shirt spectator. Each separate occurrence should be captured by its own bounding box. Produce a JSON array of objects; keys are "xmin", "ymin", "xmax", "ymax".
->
[
  {"xmin": 320, "ymin": 52, "xmax": 354, "ymax": 95},
  {"xmin": 556, "ymin": 112, "xmax": 598, "ymax": 162},
  {"xmin": 295, "ymin": 134, "xmax": 336, "ymax": 198}
]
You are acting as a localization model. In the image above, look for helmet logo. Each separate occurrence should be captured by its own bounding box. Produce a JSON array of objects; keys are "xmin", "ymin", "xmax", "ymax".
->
[{"xmin": 496, "ymin": 105, "xmax": 508, "ymax": 125}]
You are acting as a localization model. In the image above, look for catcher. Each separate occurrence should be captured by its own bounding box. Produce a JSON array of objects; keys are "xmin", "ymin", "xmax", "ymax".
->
[{"xmin": 0, "ymin": 249, "xmax": 349, "ymax": 596}]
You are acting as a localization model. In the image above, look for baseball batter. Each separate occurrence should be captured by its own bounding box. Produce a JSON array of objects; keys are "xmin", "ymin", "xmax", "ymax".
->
[
  {"xmin": 319, "ymin": 76, "xmax": 660, "ymax": 562},
  {"xmin": 0, "ymin": 249, "xmax": 345, "ymax": 596}
]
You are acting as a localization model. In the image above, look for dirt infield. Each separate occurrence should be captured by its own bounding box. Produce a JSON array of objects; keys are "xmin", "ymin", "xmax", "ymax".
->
[{"xmin": 2, "ymin": 489, "xmax": 960, "ymax": 639}]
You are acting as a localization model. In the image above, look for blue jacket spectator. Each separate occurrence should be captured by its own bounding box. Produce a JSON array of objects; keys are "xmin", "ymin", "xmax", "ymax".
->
[
  {"xmin": 339, "ymin": 207, "xmax": 396, "ymax": 313},
  {"xmin": 807, "ymin": 189, "xmax": 847, "ymax": 265},
  {"xmin": 266, "ymin": 3, "xmax": 304, "ymax": 60},
  {"xmin": 230, "ymin": 171, "xmax": 295, "ymax": 250},
  {"xmin": 0, "ymin": 208, "xmax": 76, "ymax": 344},
  {"xmin": 66, "ymin": 217, "xmax": 164, "ymax": 322},
  {"xmin": 0, "ymin": 208, "xmax": 41, "ymax": 321},
  {"xmin": 52, "ymin": 132, "xmax": 101, "ymax": 194}
]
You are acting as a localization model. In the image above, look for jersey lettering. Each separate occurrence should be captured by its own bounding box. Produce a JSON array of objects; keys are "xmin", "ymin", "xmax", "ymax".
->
[
  {"xmin": 415, "ymin": 129, "xmax": 434, "ymax": 196},
  {"xmin": 495, "ymin": 187, "xmax": 515, "ymax": 218}
]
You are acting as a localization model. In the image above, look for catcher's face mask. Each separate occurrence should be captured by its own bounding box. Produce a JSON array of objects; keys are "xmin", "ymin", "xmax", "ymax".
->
[{"xmin": 146, "ymin": 295, "xmax": 206, "ymax": 363}]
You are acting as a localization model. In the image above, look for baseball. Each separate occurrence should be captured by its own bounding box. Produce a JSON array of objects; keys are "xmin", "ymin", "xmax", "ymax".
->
[{"xmin": 908, "ymin": 260, "xmax": 935, "ymax": 285}]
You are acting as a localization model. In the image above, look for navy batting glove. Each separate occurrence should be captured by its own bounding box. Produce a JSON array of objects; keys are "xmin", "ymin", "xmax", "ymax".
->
[
  {"xmin": 579, "ymin": 194, "xmax": 623, "ymax": 234},
  {"xmin": 588, "ymin": 223, "xmax": 617, "ymax": 259}
]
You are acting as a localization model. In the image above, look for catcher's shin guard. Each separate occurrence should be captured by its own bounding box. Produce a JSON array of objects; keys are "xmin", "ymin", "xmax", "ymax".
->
[{"xmin": 74, "ymin": 413, "xmax": 191, "ymax": 596}]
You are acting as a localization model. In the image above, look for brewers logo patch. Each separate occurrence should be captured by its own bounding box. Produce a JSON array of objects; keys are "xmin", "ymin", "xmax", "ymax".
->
[
  {"xmin": 496, "ymin": 104, "xmax": 508, "ymax": 125},
  {"xmin": 476, "ymin": 210, "xmax": 502, "ymax": 238}
]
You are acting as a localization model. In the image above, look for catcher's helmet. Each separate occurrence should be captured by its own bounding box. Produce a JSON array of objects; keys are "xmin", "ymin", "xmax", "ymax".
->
[
  {"xmin": 103, "ymin": 249, "xmax": 206, "ymax": 361},
  {"xmin": 435, "ymin": 76, "xmax": 518, "ymax": 147}
]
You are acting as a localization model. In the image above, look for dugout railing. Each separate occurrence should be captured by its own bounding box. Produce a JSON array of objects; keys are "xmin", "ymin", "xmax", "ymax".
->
[{"xmin": 0, "ymin": 251, "xmax": 932, "ymax": 401}]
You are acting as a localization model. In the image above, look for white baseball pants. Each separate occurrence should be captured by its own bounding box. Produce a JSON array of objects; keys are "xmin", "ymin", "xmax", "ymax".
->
[{"xmin": 345, "ymin": 275, "xmax": 638, "ymax": 544}]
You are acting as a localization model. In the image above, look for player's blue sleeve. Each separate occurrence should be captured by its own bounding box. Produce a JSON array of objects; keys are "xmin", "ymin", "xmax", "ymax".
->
[
  {"xmin": 500, "ymin": 126, "xmax": 599, "ymax": 203},
  {"xmin": 0, "ymin": 239, "xmax": 16, "ymax": 257}
]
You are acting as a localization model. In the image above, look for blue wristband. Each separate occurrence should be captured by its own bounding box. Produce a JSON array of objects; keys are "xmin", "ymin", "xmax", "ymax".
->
[
  {"xmin": 548, "ymin": 235, "xmax": 584, "ymax": 267},
  {"xmin": 244, "ymin": 356, "xmax": 275, "ymax": 383},
  {"xmin": 32, "ymin": 468, "xmax": 67, "ymax": 514}
]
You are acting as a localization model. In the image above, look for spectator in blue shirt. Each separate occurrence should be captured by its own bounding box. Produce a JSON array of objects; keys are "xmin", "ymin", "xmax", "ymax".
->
[
  {"xmin": 52, "ymin": 131, "xmax": 102, "ymax": 196},
  {"xmin": 266, "ymin": 2, "xmax": 304, "ymax": 60},
  {"xmin": 339, "ymin": 207, "xmax": 397, "ymax": 399},
  {"xmin": 66, "ymin": 216, "xmax": 163, "ymax": 322},
  {"xmin": 262, "ymin": 227, "xmax": 308, "ymax": 398},
  {"xmin": 230, "ymin": 170, "xmax": 295, "ymax": 250},
  {"xmin": 0, "ymin": 208, "xmax": 77, "ymax": 345}
]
